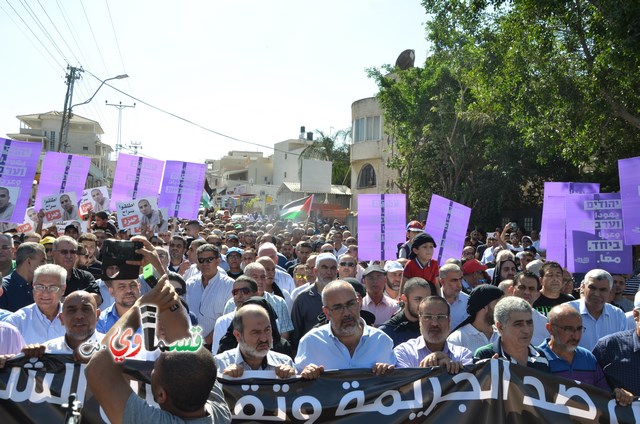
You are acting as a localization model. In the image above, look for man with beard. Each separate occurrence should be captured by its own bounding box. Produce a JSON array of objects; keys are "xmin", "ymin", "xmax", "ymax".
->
[
  {"xmin": 96, "ymin": 278, "xmax": 141, "ymax": 333},
  {"xmin": 384, "ymin": 261, "xmax": 404, "ymax": 299},
  {"xmin": 394, "ymin": 296, "xmax": 472, "ymax": 371},
  {"xmin": 537, "ymin": 304, "xmax": 633, "ymax": 406},
  {"xmin": 214, "ymin": 304, "xmax": 295, "ymax": 378},
  {"xmin": 440, "ymin": 264, "xmax": 468, "ymax": 330},
  {"xmin": 379, "ymin": 278, "xmax": 432, "ymax": 346},
  {"xmin": 295, "ymin": 280, "xmax": 396, "ymax": 377},
  {"xmin": 211, "ymin": 276, "xmax": 259, "ymax": 354},
  {"xmin": 447, "ymin": 285, "xmax": 503, "ymax": 354},
  {"xmin": 44, "ymin": 291, "xmax": 102, "ymax": 358},
  {"xmin": 167, "ymin": 235, "xmax": 187, "ymax": 273}
]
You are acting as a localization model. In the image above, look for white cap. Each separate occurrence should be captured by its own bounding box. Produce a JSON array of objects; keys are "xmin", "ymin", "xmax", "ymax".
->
[{"xmin": 384, "ymin": 261, "xmax": 404, "ymax": 273}]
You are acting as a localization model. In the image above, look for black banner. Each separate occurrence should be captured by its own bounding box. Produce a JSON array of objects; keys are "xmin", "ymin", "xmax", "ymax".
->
[{"xmin": 0, "ymin": 355, "xmax": 638, "ymax": 423}]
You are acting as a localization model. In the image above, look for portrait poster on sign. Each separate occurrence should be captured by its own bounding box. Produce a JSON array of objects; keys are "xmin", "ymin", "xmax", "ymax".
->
[
  {"xmin": 80, "ymin": 186, "xmax": 110, "ymax": 217},
  {"xmin": 0, "ymin": 186, "xmax": 19, "ymax": 223},
  {"xmin": 136, "ymin": 197, "xmax": 166, "ymax": 234},
  {"xmin": 16, "ymin": 206, "xmax": 37, "ymax": 233},
  {"xmin": 40, "ymin": 192, "xmax": 78, "ymax": 224},
  {"xmin": 116, "ymin": 200, "xmax": 143, "ymax": 235}
]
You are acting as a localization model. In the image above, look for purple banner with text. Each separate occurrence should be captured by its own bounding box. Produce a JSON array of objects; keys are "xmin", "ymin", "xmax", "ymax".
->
[
  {"xmin": 540, "ymin": 182, "xmax": 600, "ymax": 267},
  {"xmin": 425, "ymin": 194, "xmax": 471, "ymax": 264},
  {"xmin": 618, "ymin": 156, "xmax": 640, "ymax": 245},
  {"xmin": 110, "ymin": 153, "xmax": 164, "ymax": 209},
  {"xmin": 158, "ymin": 161, "xmax": 206, "ymax": 219},
  {"xmin": 357, "ymin": 194, "xmax": 406, "ymax": 260},
  {"xmin": 34, "ymin": 152, "xmax": 90, "ymax": 211},
  {"xmin": 565, "ymin": 193, "xmax": 632, "ymax": 274},
  {"xmin": 0, "ymin": 138, "xmax": 42, "ymax": 223}
]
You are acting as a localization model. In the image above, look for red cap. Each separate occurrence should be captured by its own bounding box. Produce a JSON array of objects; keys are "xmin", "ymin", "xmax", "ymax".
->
[
  {"xmin": 406, "ymin": 220, "xmax": 424, "ymax": 232},
  {"xmin": 462, "ymin": 259, "xmax": 488, "ymax": 274}
]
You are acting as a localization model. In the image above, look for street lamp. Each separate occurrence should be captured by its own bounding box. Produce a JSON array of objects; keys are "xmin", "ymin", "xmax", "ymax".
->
[{"xmin": 58, "ymin": 73, "xmax": 129, "ymax": 152}]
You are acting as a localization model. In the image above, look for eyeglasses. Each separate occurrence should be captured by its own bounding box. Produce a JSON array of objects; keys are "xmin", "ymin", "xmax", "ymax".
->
[
  {"xmin": 327, "ymin": 299, "xmax": 358, "ymax": 314},
  {"xmin": 419, "ymin": 314, "xmax": 449, "ymax": 322},
  {"xmin": 322, "ymin": 250, "xmax": 334, "ymax": 253},
  {"xmin": 552, "ymin": 325, "xmax": 585, "ymax": 333},
  {"xmin": 197, "ymin": 256, "xmax": 218, "ymax": 264},
  {"xmin": 232, "ymin": 287, "xmax": 253, "ymax": 296},
  {"xmin": 34, "ymin": 284, "xmax": 62, "ymax": 293},
  {"xmin": 339, "ymin": 262, "xmax": 356, "ymax": 267},
  {"xmin": 56, "ymin": 249, "xmax": 77, "ymax": 256}
]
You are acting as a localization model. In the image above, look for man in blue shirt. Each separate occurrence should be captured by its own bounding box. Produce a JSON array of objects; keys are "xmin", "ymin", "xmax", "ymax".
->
[
  {"xmin": 96, "ymin": 278, "xmax": 141, "ymax": 333},
  {"xmin": 295, "ymin": 280, "xmax": 396, "ymax": 378},
  {"xmin": 539, "ymin": 304, "xmax": 633, "ymax": 405},
  {"xmin": 593, "ymin": 295, "xmax": 640, "ymax": 397},
  {"xmin": 0, "ymin": 242, "xmax": 46, "ymax": 311}
]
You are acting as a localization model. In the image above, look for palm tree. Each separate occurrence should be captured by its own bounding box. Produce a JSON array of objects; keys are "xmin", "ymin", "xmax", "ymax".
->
[{"xmin": 298, "ymin": 128, "xmax": 351, "ymax": 187}]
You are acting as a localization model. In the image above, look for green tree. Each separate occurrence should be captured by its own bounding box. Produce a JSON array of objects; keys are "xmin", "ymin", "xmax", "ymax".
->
[{"xmin": 298, "ymin": 129, "xmax": 351, "ymax": 187}]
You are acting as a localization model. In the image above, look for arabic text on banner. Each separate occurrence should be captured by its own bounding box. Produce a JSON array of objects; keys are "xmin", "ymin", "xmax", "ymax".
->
[
  {"xmin": 158, "ymin": 161, "xmax": 206, "ymax": 220},
  {"xmin": 618, "ymin": 156, "xmax": 640, "ymax": 245}
]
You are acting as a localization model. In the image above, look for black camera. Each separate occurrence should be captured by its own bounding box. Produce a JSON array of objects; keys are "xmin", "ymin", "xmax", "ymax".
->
[{"xmin": 101, "ymin": 240, "xmax": 144, "ymax": 280}]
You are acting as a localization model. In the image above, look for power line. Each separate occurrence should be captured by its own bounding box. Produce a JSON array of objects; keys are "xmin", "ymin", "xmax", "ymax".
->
[
  {"xmin": 85, "ymin": 70, "xmax": 305, "ymax": 158},
  {"xmin": 15, "ymin": 0, "xmax": 70, "ymax": 64},
  {"xmin": 104, "ymin": 0, "xmax": 128, "ymax": 77},
  {"xmin": 35, "ymin": 0, "xmax": 81, "ymax": 65},
  {"xmin": 79, "ymin": 0, "xmax": 110, "ymax": 76}
]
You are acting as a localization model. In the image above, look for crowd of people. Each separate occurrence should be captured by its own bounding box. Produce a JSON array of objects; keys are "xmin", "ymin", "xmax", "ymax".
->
[{"xmin": 0, "ymin": 210, "xmax": 639, "ymax": 421}]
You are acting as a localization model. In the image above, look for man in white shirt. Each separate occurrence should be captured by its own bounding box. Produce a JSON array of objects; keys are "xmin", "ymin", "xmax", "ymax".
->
[
  {"xmin": 440, "ymin": 264, "xmax": 469, "ymax": 330},
  {"xmin": 186, "ymin": 244, "xmax": 234, "ymax": 347},
  {"xmin": 5, "ymin": 264, "xmax": 67, "ymax": 344}
]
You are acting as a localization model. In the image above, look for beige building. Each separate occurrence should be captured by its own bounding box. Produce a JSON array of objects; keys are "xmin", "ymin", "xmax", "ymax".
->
[
  {"xmin": 272, "ymin": 135, "xmax": 315, "ymax": 188},
  {"xmin": 350, "ymin": 97, "xmax": 401, "ymax": 211},
  {"xmin": 7, "ymin": 111, "xmax": 114, "ymax": 187}
]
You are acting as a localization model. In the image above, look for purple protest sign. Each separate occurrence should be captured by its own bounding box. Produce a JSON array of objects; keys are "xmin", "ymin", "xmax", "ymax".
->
[
  {"xmin": 34, "ymin": 152, "xmax": 90, "ymax": 209},
  {"xmin": 110, "ymin": 153, "xmax": 164, "ymax": 209},
  {"xmin": 0, "ymin": 138, "xmax": 42, "ymax": 223},
  {"xmin": 424, "ymin": 194, "xmax": 471, "ymax": 264},
  {"xmin": 158, "ymin": 161, "xmax": 206, "ymax": 219},
  {"xmin": 357, "ymin": 194, "xmax": 406, "ymax": 261},
  {"xmin": 540, "ymin": 182, "xmax": 600, "ymax": 250},
  {"xmin": 618, "ymin": 156, "xmax": 640, "ymax": 245},
  {"xmin": 541, "ymin": 196, "xmax": 569, "ymax": 267},
  {"xmin": 566, "ymin": 193, "xmax": 632, "ymax": 274}
]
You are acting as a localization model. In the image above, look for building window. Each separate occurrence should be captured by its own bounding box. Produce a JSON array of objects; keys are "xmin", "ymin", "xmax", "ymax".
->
[
  {"xmin": 285, "ymin": 154, "xmax": 287, "ymax": 159},
  {"xmin": 49, "ymin": 131, "xmax": 56, "ymax": 151},
  {"xmin": 357, "ymin": 164, "xmax": 376, "ymax": 188},
  {"xmin": 524, "ymin": 217, "xmax": 533, "ymax": 232},
  {"xmin": 284, "ymin": 171, "xmax": 287, "ymax": 178},
  {"xmin": 353, "ymin": 116, "xmax": 381, "ymax": 142},
  {"xmin": 83, "ymin": 145, "xmax": 89, "ymax": 152}
]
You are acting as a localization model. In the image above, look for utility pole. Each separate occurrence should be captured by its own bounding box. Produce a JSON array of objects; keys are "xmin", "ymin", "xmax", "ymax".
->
[
  {"xmin": 58, "ymin": 66, "xmax": 83, "ymax": 152},
  {"xmin": 128, "ymin": 140, "xmax": 142, "ymax": 155},
  {"xmin": 105, "ymin": 101, "xmax": 136, "ymax": 156}
]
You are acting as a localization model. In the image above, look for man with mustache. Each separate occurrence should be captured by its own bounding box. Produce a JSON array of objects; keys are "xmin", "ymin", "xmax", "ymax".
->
[
  {"xmin": 539, "ymin": 304, "xmax": 633, "ymax": 406},
  {"xmin": 214, "ymin": 304, "xmax": 295, "ymax": 379},
  {"xmin": 295, "ymin": 280, "xmax": 396, "ymax": 378},
  {"xmin": 394, "ymin": 296, "xmax": 472, "ymax": 372}
]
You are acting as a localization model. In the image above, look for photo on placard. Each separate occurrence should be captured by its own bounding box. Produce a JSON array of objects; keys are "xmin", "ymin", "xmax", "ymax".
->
[
  {"xmin": 116, "ymin": 200, "xmax": 143, "ymax": 235},
  {"xmin": 90, "ymin": 186, "xmax": 110, "ymax": 213},
  {"xmin": 41, "ymin": 192, "xmax": 73, "ymax": 224},
  {"xmin": 0, "ymin": 186, "xmax": 19, "ymax": 223},
  {"xmin": 59, "ymin": 192, "xmax": 79, "ymax": 221},
  {"xmin": 16, "ymin": 206, "xmax": 38, "ymax": 233},
  {"xmin": 136, "ymin": 196, "xmax": 165, "ymax": 234}
]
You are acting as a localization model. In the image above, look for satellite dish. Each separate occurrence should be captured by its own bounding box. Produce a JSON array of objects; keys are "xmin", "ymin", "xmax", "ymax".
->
[{"xmin": 395, "ymin": 49, "xmax": 415, "ymax": 70}]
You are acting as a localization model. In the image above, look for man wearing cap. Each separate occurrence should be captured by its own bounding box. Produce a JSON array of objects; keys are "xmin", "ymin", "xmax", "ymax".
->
[
  {"xmin": 395, "ymin": 296, "xmax": 472, "ymax": 371},
  {"xmin": 361, "ymin": 265, "xmax": 398, "ymax": 327},
  {"xmin": 384, "ymin": 261, "xmax": 404, "ymax": 299},
  {"xmin": 461, "ymin": 259, "xmax": 488, "ymax": 294},
  {"xmin": 64, "ymin": 223, "xmax": 80, "ymax": 240},
  {"xmin": 291, "ymin": 252, "xmax": 338, "ymax": 347},
  {"xmin": 403, "ymin": 233, "xmax": 439, "ymax": 294},
  {"xmin": 440, "ymin": 264, "xmax": 469, "ymax": 330},
  {"xmin": 398, "ymin": 220, "xmax": 424, "ymax": 259},
  {"xmin": 0, "ymin": 242, "xmax": 47, "ymax": 312},
  {"xmin": 225, "ymin": 247, "xmax": 243, "ymax": 280},
  {"xmin": 379, "ymin": 277, "xmax": 432, "ymax": 346},
  {"xmin": 39, "ymin": 236, "xmax": 55, "ymax": 263},
  {"xmin": 448, "ymin": 285, "xmax": 503, "ymax": 354}
]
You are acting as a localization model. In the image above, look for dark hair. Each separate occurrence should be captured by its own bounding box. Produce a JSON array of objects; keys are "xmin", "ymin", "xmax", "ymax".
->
[
  {"xmin": 157, "ymin": 348, "xmax": 217, "ymax": 412},
  {"xmin": 197, "ymin": 244, "xmax": 220, "ymax": 256},
  {"xmin": 167, "ymin": 271, "xmax": 186, "ymax": 293},
  {"xmin": 170, "ymin": 235, "xmax": 186, "ymax": 248},
  {"xmin": 16, "ymin": 242, "xmax": 45, "ymax": 267},
  {"xmin": 95, "ymin": 211, "xmax": 109, "ymax": 220},
  {"xmin": 513, "ymin": 271, "xmax": 541, "ymax": 290},
  {"xmin": 540, "ymin": 261, "xmax": 563, "ymax": 278},
  {"xmin": 234, "ymin": 275, "xmax": 258, "ymax": 293}
]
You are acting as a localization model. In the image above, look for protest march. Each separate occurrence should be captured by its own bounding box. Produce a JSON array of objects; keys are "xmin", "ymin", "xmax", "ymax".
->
[{"xmin": 0, "ymin": 140, "xmax": 639, "ymax": 423}]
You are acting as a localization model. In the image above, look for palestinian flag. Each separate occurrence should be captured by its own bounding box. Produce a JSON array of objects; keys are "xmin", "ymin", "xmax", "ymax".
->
[{"xmin": 280, "ymin": 195, "xmax": 313, "ymax": 221}]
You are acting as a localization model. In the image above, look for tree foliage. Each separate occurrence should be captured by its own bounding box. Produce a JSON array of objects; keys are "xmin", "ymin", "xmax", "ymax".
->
[{"xmin": 368, "ymin": 0, "xmax": 640, "ymax": 225}]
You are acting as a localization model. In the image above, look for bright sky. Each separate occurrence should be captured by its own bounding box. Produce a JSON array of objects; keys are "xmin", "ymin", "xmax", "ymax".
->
[{"xmin": 1, "ymin": 1, "xmax": 429, "ymax": 164}]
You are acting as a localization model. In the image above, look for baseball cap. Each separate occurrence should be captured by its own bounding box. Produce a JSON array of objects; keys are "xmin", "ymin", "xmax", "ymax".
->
[
  {"xmin": 406, "ymin": 220, "xmax": 424, "ymax": 232},
  {"xmin": 316, "ymin": 252, "xmax": 337, "ymax": 266},
  {"xmin": 462, "ymin": 259, "xmax": 488, "ymax": 275},
  {"xmin": 226, "ymin": 247, "xmax": 243, "ymax": 256},
  {"xmin": 363, "ymin": 264, "xmax": 387, "ymax": 277},
  {"xmin": 384, "ymin": 261, "xmax": 404, "ymax": 273},
  {"xmin": 40, "ymin": 236, "xmax": 56, "ymax": 245}
]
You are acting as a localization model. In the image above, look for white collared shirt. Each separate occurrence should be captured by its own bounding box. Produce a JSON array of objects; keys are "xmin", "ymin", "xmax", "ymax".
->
[
  {"xmin": 5, "ymin": 303, "xmax": 66, "ymax": 344},
  {"xmin": 186, "ymin": 271, "xmax": 234, "ymax": 337},
  {"xmin": 44, "ymin": 331, "xmax": 105, "ymax": 354}
]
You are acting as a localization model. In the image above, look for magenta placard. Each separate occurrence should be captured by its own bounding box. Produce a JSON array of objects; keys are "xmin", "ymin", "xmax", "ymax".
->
[{"xmin": 357, "ymin": 194, "xmax": 406, "ymax": 260}]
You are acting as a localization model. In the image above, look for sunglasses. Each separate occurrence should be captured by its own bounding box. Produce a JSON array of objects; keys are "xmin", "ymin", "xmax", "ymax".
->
[
  {"xmin": 197, "ymin": 256, "xmax": 218, "ymax": 264},
  {"xmin": 232, "ymin": 287, "xmax": 253, "ymax": 296}
]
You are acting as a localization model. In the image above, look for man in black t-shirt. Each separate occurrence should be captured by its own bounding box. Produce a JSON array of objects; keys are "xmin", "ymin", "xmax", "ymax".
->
[{"xmin": 532, "ymin": 261, "xmax": 573, "ymax": 316}]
